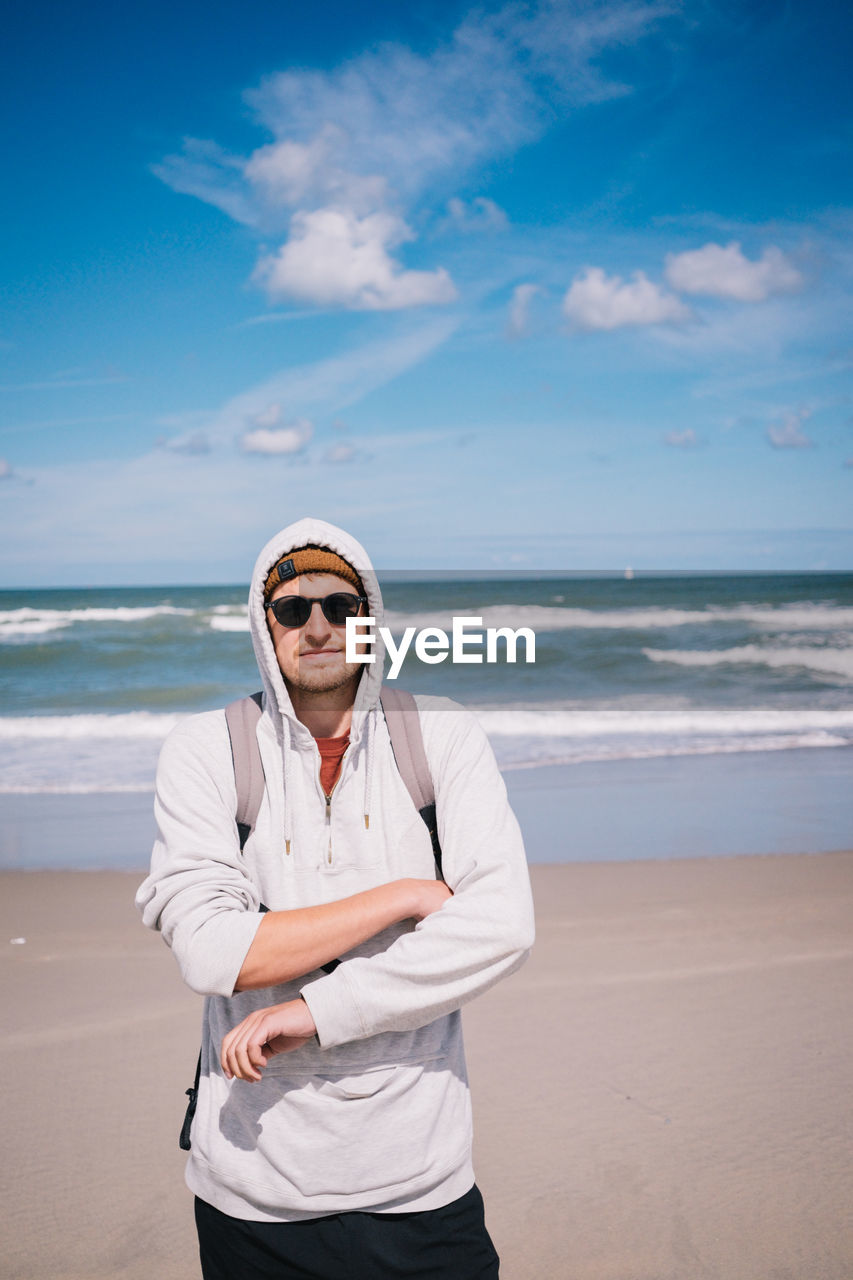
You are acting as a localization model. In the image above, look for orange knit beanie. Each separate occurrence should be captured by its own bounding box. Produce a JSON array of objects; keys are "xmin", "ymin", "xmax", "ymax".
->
[{"xmin": 263, "ymin": 545, "xmax": 364, "ymax": 599}]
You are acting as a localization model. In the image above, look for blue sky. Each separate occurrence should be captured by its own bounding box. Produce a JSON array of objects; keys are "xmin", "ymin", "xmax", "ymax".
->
[{"xmin": 2, "ymin": 0, "xmax": 852, "ymax": 584}]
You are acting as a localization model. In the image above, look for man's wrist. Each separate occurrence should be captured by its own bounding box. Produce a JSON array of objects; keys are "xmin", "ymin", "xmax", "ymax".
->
[
  {"xmin": 296, "ymin": 995, "xmax": 319, "ymax": 1040},
  {"xmin": 397, "ymin": 878, "xmax": 423, "ymax": 921}
]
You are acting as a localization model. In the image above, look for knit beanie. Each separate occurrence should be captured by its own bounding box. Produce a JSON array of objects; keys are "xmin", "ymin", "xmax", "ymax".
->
[{"xmin": 263, "ymin": 545, "xmax": 364, "ymax": 600}]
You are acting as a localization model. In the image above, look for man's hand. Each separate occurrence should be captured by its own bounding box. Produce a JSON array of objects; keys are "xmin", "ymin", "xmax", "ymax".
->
[
  {"xmin": 221, "ymin": 998, "xmax": 317, "ymax": 1082},
  {"xmin": 411, "ymin": 878, "xmax": 453, "ymax": 921}
]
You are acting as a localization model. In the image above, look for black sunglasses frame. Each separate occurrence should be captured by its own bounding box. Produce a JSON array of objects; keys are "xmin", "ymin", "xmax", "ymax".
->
[{"xmin": 265, "ymin": 592, "xmax": 368, "ymax": 628}]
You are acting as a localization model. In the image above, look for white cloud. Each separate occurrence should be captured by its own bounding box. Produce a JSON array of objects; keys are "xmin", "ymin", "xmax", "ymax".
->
[
  {"xmin": 507, "ymin": 283, "xmax": 540, "ymax": 338},
  {"xmin": 444, "ymin": 197, "xmax": 509, "ymax": 233},
  {"xmin": 244, "ymin": 4, "xmax": 660, "ymax": 203},
  {"xmin": 767, "ymin": 409, "xmax": 813, "ymax": 450},
  {"xmin": 241, "ymin": 411, "xmax": 313, "ymax": 455},
  {"xmin": 664, "ymin": 428, "xmax": 699, "ymax": 448},
  {"xmin": 244, "ymin": 133, "xmax": 332, "ymax": 207},
  {"xmin": 252, "ymin": 208, "xmax": 457, "ymax": 310},
  {"xmin": 0, "ymin": 458, "xmax": 13, "ymax": 480},
  {"xmin": 243, "ymin": 128, "xmax": 388, "ymax": 219},
  {"xmin": 241, "ymin": 425, "xmax": 313, "ymax": 456},
  {"xmin": 156, "ymin": 2, "xmax": 677, "ymax": 311},
  {"xmin": 152, "ymin": 139, "xmax": 259, "ymax": 227},
  {"xmin": 665, "ymin": 241, "xmax": 804, "ymax": 302},
  {"xmin": 563, "ymin": 267, "xmax": 689, "ymax": 331}
]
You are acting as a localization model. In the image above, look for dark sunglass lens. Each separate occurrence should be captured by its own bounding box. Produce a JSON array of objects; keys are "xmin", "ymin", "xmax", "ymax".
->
[
  {"xmin": 270, "ymin": 597, "xmax": 310, "ymax": 627},
  {"xmin": 323, "ymin": 594, "xmax": 362, "ymax": 625}
]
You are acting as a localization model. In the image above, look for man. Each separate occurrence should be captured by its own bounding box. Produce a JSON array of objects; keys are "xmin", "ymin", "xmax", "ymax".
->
[{"xmin": 137, "ymin": 517, "xmax": 535, "ymax": 1279}]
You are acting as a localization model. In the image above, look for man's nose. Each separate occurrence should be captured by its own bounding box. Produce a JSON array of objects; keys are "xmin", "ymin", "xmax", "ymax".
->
[{"xmin": 303, "ymin": 600, "xmax": 331, "ymax": 640}]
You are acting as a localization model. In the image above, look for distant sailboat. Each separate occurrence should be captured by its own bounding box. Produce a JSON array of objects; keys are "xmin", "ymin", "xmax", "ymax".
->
[{"xmin": 624, "ymin": 566, "xmax": 634, "ymax": 580}]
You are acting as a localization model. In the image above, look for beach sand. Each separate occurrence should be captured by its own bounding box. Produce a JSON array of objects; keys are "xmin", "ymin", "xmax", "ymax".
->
[{"xmin": 2, "ymin": 854, "xmax": 852, "ymax": 1280}]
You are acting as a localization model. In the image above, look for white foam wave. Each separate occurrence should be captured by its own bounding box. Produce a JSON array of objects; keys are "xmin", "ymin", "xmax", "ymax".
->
[
  {"xmin": 0, "ymin": 605, "xmax": 193, "ymax": 642},
  {"xmin": 644, "ymin": 646, "xmax": 853, "ymax": 680},
  {"xmin": 209, "ymin": 614, "xmax": 250, "ymax": 632},
  {"xmin": 382, "ymin": 602, "xmax": 853, "ymax": 633},
  {"xmin": 731, "ymin": 606, "xmax": 853, "ymax": 629},
  {"xmin": 0, "ymin": 618, "xmax": 73, "ymax": 638},
  {"xmin": 472, "ymin": 703, "xmax": 853, "ymax": 738},
  {"xmin": 0, "ymin": 713, "xmax": 185, "ymax": 740},
  {"xmin": 4, "ymin": 705, "xmax": 851, "ymax": 746},
  {"xmin": 4, "ymin": 599, "xmax": 848, "ymax": 643},
  {"xmin": 494, "ymin": 731, "xmax": 850, "ymax": 770},
  {"xmin": 1, "ymin": 700, "xmax": 850, "ymax": 792},
  {"xmin": 0, "ymin": 719, "xmax": 173, "ymax": 793}
]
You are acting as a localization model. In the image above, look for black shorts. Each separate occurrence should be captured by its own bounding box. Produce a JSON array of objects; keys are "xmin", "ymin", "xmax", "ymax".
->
[{"xmin": 194, "ymin": 1183, "xmax": 499, "ymax": 1280}]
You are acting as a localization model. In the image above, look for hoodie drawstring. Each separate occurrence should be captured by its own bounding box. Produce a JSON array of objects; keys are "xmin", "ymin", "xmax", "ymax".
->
[
  {"xmin": 281, "ymin": 716, "xmax": 294, "ymax": 854},
  {"xmin": 363, "ymin": 708, "xmax": 376, "ymax": 832}
]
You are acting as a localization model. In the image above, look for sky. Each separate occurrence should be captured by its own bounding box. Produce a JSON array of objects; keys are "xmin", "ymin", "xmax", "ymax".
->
[{"xmin": 1, "ymin": 0, "xmax": 852, "ymax": 584}]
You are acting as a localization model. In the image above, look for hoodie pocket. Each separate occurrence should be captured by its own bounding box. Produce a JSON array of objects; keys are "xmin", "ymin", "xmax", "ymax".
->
[
  {"xmin": 316, "ymin": 1063, "xmax": 402, "ymax": 1100},
  {"xmin": 253, "ymin": 1054, "xmax": 472, "ymax": 1202}
]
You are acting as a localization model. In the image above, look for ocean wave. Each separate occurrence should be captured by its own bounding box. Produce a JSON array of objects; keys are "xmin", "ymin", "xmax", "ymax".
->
[
  {"xmin": 0, "ymin": 605, "xmax": 192, "ymax": 642},
  {"xmin": 0, "ymin": 712, "xmax": 185, "ymax": 739},
  {"xmin": 382, "ymin": 602, "xmax": 853, "ymax": 633},
  {"xmin": 0, "ymin": 618, "xmax": 74, "ymax": 638},
  {"xmin": 712, "ymin": 604, "xmax": 853, "ymax": 630},
  {"xmin": 643, "ymin": 645, "xmax": 853, "ymax": 680},
  {"xmin": 4, "ymin": 598, "xmax": 848, "ymax": 642},
  {"xmin": 3, "ymin": 704, "xmax": 852, "ymax": 746},
  {"xmin": 494, "ymin": 730, "xmax": 850, "ymax": 770},
  {"xmin": 209, "ymin": 614, "xmax": 250, "ymax": 632},
  {"xmin": 472, "ymin": 703, "xmax": 853, "ymax": 738},
  {"xmin": 1, "ymin": 701, "xmax": 850, "ymax": 792}
]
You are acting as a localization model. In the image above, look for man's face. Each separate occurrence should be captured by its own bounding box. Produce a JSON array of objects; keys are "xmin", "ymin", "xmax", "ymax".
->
[{"xmin": 266, "ymin": 572, "xmax": 365, "ymax": 696}]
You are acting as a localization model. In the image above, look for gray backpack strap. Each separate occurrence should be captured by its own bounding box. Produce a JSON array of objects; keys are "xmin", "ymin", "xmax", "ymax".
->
[
  {"xmin": 380, "ymin": 687, "xmax": 442, "ymax": 877},
  {"xmin": 225, "ymin": 691, "xmax": 264, "ymax": 850}
]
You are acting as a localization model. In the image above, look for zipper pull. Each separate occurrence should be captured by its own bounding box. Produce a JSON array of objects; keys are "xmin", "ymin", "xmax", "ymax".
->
[{"xmin": 324, "ymin": 793, "xmax": 332, "ymax": 821}]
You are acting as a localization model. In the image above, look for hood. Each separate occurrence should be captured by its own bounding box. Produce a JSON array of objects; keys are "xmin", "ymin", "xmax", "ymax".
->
[{"xmin": 248, "ymin": 517, "xmax": 386, "ymax": 742}]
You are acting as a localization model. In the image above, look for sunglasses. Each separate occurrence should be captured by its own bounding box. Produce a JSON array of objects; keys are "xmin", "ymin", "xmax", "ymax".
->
[{"xmin": 266, "ymin": 592, "xmax": 368, "ymax": 628}]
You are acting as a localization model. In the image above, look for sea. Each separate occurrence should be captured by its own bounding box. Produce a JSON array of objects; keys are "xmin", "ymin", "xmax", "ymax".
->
[{"xmin": 1, "ymin": 573, "xmax": 852, "ymax": 866}]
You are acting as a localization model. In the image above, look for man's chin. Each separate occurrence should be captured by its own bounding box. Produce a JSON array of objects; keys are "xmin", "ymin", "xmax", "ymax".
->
[{"xmin": 290, "ymin": 661, "xmax": 362, "ymax": 695}]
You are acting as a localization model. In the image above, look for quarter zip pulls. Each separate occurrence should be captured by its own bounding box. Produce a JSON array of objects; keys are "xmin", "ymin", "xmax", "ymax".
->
[
  {"xmin": 315, "ymin": 732, "xmax": 350, "ymax": 865},
  {"xmin": 315, "ymin": 732, "xmax": 350, "ymax": 797}
]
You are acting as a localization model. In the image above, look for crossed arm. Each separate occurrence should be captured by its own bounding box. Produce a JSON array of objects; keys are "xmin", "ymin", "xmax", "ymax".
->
[
  {"xmin": 142, "ymin": 708, "xmax": 532, "ymax": 1084},
  {"xmin": 221, "ymin": 876, "xmax": 451, "ymax": 1082}
]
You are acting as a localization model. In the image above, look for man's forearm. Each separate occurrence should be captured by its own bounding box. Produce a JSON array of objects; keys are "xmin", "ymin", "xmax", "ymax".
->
[{"xmin": 234, "ymin": 878, "xmax": 444, "ymax": 991}]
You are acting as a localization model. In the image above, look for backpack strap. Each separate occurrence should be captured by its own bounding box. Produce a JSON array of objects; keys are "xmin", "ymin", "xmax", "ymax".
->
[
  {"xmin": 225, "ymin": 691, "xmax": 264, "ymax": 850},
  {"xmin": 179, "ymin": 1051, "xmax": 202, "ymax": 1151},
  {"xmin": 379, "ymin": 686, "xmax": 442, "ymax": 879}
]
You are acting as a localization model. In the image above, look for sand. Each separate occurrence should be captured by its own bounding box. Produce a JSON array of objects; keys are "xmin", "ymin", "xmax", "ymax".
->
[{"xmin": 2, "ymin": 854, "xmax": 852, "ymax": 1280}]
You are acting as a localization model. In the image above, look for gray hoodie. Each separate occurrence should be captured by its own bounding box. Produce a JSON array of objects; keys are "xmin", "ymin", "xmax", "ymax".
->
[{"xmin": 136, "ymin": 517, "xmax": 535, "ymax": 1221}]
